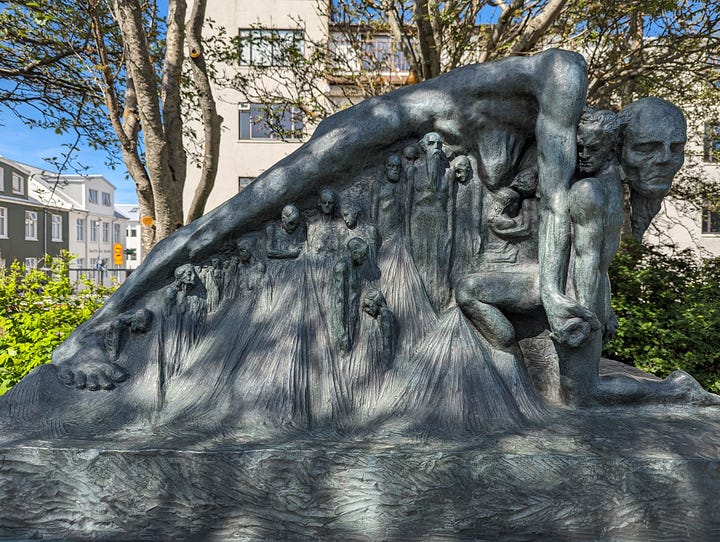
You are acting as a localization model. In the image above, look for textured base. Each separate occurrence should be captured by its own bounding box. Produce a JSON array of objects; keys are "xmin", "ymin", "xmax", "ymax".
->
[{"xmin": 2, "ymin": 405, "xmax": 719, "ymax": 541}]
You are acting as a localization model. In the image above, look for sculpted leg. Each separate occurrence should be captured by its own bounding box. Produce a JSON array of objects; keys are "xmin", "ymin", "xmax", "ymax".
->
[{"xmin": 456, "ymin": 272, "xmax": 540, "ymax": 351}]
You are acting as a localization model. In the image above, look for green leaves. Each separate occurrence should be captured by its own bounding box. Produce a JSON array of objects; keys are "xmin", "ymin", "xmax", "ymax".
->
[
  {"xmin": 605, "ymin": 240, "xmax": 720, "ymax": 392},
  {"xmin": 0, "ymin": 251, "xmax": 115, "ymax": 394}
]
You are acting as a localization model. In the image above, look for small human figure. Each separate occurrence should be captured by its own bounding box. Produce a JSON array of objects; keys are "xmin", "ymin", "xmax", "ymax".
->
[
  {"xmin": 341, "ymin": 200, "xmax": 381, "ymax": 280},
  {"xmin": 406, "ymin": 132, "xmax": 452, "ymax": 309},
  {"xmin": 163, "ymin": 264, "xmax": 206, "ymax": 318},
  {"xmin": 361, "ymin": 288, "xmax": 398, "ymax": 370},
  {"xmin": 266, "ymin": 204, "xmax": 306, "ymax": 259},
  {"xmin": 105, "ymin": 308, "xmax": 153, "ymax": 362},
  {"xmin": 331, "ymin": 237, "xmax": 369, "ymax": 352},
  {"xmin": 231, "ymin": 237, "xmax": 267, "ymax": 297},
  {"xmin": 402, "ymin": 143, "xmax": 420, "ymax": 240},
  {"xmin": 371, "ymin": 153, "xmax": 405, "ymax": 240},
  {"xmin": 200, "ymin": 257, "xmax": 224, "ymax": 313},
  {"xmin": 307, "ymin": 187, "xmax": 344, "ymax": 256}
]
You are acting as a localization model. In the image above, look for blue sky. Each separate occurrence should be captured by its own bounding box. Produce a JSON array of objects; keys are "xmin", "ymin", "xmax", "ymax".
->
[{"xmin": 0, "ymin": 111, "xmax": 139, "ymax": 204}]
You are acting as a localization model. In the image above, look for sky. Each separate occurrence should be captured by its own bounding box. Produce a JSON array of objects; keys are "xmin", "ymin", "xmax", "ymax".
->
[{"xmin": 0, "ymin": 110, "xmax": 140, "ymax": 205}]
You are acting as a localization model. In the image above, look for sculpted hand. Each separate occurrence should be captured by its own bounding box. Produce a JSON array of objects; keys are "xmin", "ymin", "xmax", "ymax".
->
[
  {"xmin": 603, "ymin": 310, "xmax": 619, "ymax": 343},
  {"xmin": 546, "ymin": 294, "xmax": 600, "ymax": 348}
]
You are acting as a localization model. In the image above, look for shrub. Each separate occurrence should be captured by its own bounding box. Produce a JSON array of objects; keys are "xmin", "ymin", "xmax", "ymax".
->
[
  {"xmin": 0, "ymin": 252, "xmax": 114, "ymax": 394},
  {"xmin": 605, "ymin": 241, "xmax": 720, "ymax": 393}
]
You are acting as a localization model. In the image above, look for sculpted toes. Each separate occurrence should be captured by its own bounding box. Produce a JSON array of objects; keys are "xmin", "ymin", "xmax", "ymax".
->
[
  {"xmin": 86, "ymin": 374, "xmax": 101, "ymax": 391},
  {"xmin": 109, "ymin": 363, "xmax": 129, "ymax": 383},
  {"xmin": 58, "ymin": 368, "xmax": 75, "ymax": 386},
  {"xmin": 75, "ymin": 371, "xmax": 87, "ymax": 389}
]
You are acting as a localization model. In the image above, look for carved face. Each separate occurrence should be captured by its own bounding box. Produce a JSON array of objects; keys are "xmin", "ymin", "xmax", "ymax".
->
[
  {"xmin": 342, "ymin": 206, "xmax": 360, "ymax": 229},
  {"xmin": 347, "ymin": 238, "xmax": 368, "ymax": 265},
  {"xmin": 385, "ymin": 156, "xmax": 402, "ymax": 183},
  {"xmin": 318, "ymin": 190, "xmax": 336, "ymax": 216},
  {"xmin": 622, "ymin": 109, "xmax": 686, "ymax": 198},
  {"xmin": 577, "ymin": 125, "xmax": 613, "ymax": 175},
  {"xmin": 175, "ymin": 265, "xmax": 196, "ymax": 287},
  {"xmin": 281, "ymin": 206, "xmax": 300, "ymax": 233},
  {"xmin": 236, "ymin": 241, "xmax": 253, "ymax": 263},
  {"xmin": 422, "ymin": 133, "xmax": 443, "ymax": 157},
  {"xmin": 362, "ymin": 296, "xmax": 381, "ymax": 317},
  {"xmin": 454, "ymin": 157, "xmax": 472, "ymax": 184},
  {"xmin": 211, "ymin": 257, "xmax": 221, "ymax": 269}
]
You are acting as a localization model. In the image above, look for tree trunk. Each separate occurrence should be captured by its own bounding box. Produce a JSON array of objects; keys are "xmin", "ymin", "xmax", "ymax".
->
[
  {"xmin": 112, "ymin": 0, "xmax": 184, "ymax": 242},
  {"xmin": 185, "ymin": 0, "xmax": 223, "ymax": 223}
]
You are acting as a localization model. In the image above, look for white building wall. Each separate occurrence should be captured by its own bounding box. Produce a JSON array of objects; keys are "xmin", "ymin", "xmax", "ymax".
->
[{"xmin": 184, "ymin": 0, "xmax": 326, "ymax": 215}]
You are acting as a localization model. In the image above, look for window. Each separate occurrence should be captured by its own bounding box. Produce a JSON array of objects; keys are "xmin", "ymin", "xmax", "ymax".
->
[
  {"xmin": 90, "ymin": 220, "xmax": 98, "ymax": 242},
  {"xmin": 704, "ymin": 124, "xmax": 720, "ymax": 163},
  {"xmin": 25, "ymin": 210, "xmax": 37, "ymax": 240},
  {"xmin": 24, "ymin": 257, "xmax": 38, "ymax": 270},
  {"xmin": 12, "ymin": 173, "xmax": 24, "ymax": 194},
  {"xmin": 113, "ymin": 223, "xmax": 121, "ymax": 243},
  {"xmin": 51, "ymin": 214, "xmax": 63, "ymax": 242},
  {"xmin": 330, "ymin": 33, "xmax": 410, "ymax": 73},
  {"xmin": 88, "ymin": 188, "xmax": 98, "ymax": 204},
  {"xmin": 0, "ymin": 207, "xmax": 6, "ymax": 238},
  {"xmin": 238, "ymin": 28, "xmax": 304, "ymax": 66},
  {"xmin": 702, "ymin": 207, "xmax": 720, "ymax": 234},
  {"xmin": 238, "ymin": 177, "xmax": 254, "ymax": 192},
  {"xmin": 102, "ymin": 221, "xmax": 109, "ymax": 243},
  {"xmin": 77, "ymin": 218, "xmax": 85, "ymax": 241},
  {"xmin": 0, "ymin": 166, "xmax": 4, "ymax": 191},
  {"xmin": 102, "ymin": 192, "xmax": 112, "ymax": 206},
  {"xmin": 127, "ymin": 226, "xmax": 138, "ymax": 238},
  {"xmin": 239, "ymin": 103, "xmax": 304, "ymax": 140},
  {"xmin": 76, "ymin": 258, "xmax": 85, "ymax": 268}
]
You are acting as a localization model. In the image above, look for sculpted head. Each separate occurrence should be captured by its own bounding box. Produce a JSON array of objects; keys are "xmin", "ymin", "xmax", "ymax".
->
[
  {"xmin": 341, "ymin": 201, "xmax": 361, "ymax": 229},
  {"xmin": 618, "ymin": 97, "xmax": 686, "ymax": 199},
  {"xmin": 281, "ymin": 204, "xmax": 301, "ymax": 233},
  {"xmin": 385, "ymin": 154, "xmax": 402, "ymax": 183},
  {"xmin": 402, "ymin": 143, "xmax": 420, "ymax": 162},
  {"xmin": 236, "ymin": 237, "xmax": 255, "ymax": 263},
  {"xmin": 317, "ymin": 187, "xmax": 338, "ymax": 217},
  {"xmin": 362, "ymin": 288, "xmax": 387, "ymax": 317},
  {"xmin": 576, "ymin": 108, "xmax": 619, "ymax": 176},
  {"xmin": 452, "ymin": 155, "xmax": 473, "ymax": 184},
  {"xmin": 421, "ymin": 132, "xmax": 443, "ymax": 158},
  {"xmin": 174, "ymin": 263, "xmax": 196, "ymax": 288},
  {"xmin": 347, "ymin": 237, "xmax": 369, "ymax": 266}
]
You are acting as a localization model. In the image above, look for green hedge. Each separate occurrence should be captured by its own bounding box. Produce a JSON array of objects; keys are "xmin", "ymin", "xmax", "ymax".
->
[
  {"xmin": 605, "ymin": 241, "xmax": 720, "ymax": 393},
  {"xmin": 0, "ymin": 252, "xmax": 114, "ymax": 394}
]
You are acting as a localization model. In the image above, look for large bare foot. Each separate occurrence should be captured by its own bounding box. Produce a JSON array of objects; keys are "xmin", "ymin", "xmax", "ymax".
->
[{"xmin": 53, "ymin": 331, "xmax": 129, "ymax": 391}]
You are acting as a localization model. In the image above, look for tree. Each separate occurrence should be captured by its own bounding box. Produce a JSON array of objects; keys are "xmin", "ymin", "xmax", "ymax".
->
[
  {"xmin": 219, "ymin": 1, "xmax": 719, "ymax": 128},
  {"xmin": 0, "ymin": 0, "xmax": 221, "ymax": 251},
  {"xmin": 0, "ymin": 252, "xmax": 114, "ymax": 394}
]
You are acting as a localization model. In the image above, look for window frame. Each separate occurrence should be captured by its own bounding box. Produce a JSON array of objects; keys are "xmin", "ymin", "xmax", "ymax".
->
[
  {"xmin": 25, "ymin": 210, "xmax": 38, "ymax": 241},
  {"xmin": 51, "ymin": 214, "xmax": 63, "ymax": 242},
  {"xmin": 77, "ymin": 218, "xmax": 85, "ymax": 241},
  {"xmin": 238, "ymin": 102, "xmax": 304, "ymax": 141},
  {"xmin": 702, "ymin": 206, "xmax": 720, "ymax": 235},
  {"xmin": 88, "ymin": 188, "xmax": 99, "ymax": 204},
  {"xmin": 237, "ymin": 28, "xmax": 304, "ymax": 67},
  {"xmin": 12, "ymin": 173, "xmax": 24, "ymax": 195},
  {"xmin": 102, "ymin": 191, "xmax": 112, "ymax": 206},
  {"xmin": 704, "ymin": 123, "xmax": 720, "ymax": 163},
  {"xmin": 0, "ymin": 207, "xmax": 7, "ymax": 238}
]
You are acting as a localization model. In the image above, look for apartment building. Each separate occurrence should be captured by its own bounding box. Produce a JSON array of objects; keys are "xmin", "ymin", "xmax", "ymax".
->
[
  {"xmin": 188, "ymin": 1, "xmax": 720, "ymax": 256},
  {"xmin": 0, "ymin": 158, "xmax": 131, "ymax": 283},
  {"xmin": 0, "ymin": 157, "xmax": 69, "ymax": 269},
  {"xmin": 115, "ymin": 204, "xmax": 145, "ymax": 269}
]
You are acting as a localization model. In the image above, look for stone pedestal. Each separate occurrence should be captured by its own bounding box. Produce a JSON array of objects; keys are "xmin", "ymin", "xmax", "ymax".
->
[{"xmin": 2, "ymin": 404, "xmax": 719, "ymax": 541}]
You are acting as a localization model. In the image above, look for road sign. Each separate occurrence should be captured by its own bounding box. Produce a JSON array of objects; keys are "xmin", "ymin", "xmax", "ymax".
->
[{"xmin": 113, "ymin": 243, "xmax": 124, "ymax": 265}]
